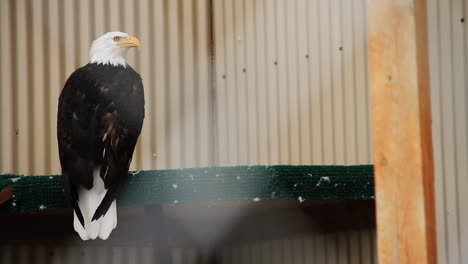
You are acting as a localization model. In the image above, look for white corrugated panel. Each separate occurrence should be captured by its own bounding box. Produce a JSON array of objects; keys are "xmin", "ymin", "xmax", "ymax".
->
[
  {"xmin": 0, "ymin": 0, "xmax": 214, "ymax": 174},
  {"xmin": 0, "ymin": 0, "xmax": 377, "ymax": 263},
  {"xmin": 3, "ymin": 0, "xmax": 468, "ymax": 263},
  {"xmin": 0, "ymin": 0, "xmax": 14, "ymax": 173},
  {"xmin": 212, "ymin": 0, "xmax": 373, "ymax": 166},
  {"xmin": 0, "ymin": 245, "xmax": 154, "ymax": 264},
  {"xmin": 0, "ymin": 232, "xmax": 377, "ymax": 264},
  {"xmin": 214, "ymin": 231, "xmax": 376, "ymax": 264},
  {"xmin": 427, "ymin": 0, "xmax": 468, "ymax": 263},
  {"xmin": 0, "ymin": 0, "xmax": 373, "ymax": 170}
]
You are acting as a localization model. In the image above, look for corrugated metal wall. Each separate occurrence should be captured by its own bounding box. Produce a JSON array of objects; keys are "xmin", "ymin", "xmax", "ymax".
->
[
  {"xmin": 0, "ymin": 0, "xmax": 378, "ymax": 263},
  {"xmin": 2, "ymin": 0, "xmax": 468, "ymax": 263},
  {"xmin": 0, "ymin": 0, "xmax": 372, "ymax": 174},
  {"xmin": 0, "ymin": 245, "xmax": 154, "ymax": 264},
  {"xmin": 0, "ymin": 230, "xmax": 377, "ymax": 264},
  {"xmin": 0, "ymin": 0, "xmax": 214, "ymax": 174},
  {"xmin": 213, "ymin": 230, "xmax": 376, "ymax": 264},
  {"xmin": 212, "ymin": 0, "xmax": 372, "ymax": 166},
  {"xmin": 427, "ymin": 0, "xmax": 468, "ymax": 263}
]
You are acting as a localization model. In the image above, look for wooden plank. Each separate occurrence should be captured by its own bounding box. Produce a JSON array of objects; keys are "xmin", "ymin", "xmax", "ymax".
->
[{"xmin": 367, "ymin": 0, "xmax": 437, "ymax": 263}]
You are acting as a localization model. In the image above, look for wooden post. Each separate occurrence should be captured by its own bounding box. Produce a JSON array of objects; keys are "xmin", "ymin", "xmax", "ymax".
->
[{"xmin": 367, "ymin": 0, "xmax": 437, "ymax": 263}]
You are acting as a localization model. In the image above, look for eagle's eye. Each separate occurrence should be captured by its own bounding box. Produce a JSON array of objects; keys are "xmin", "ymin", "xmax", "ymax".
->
[{"xmin": 113, "ymin": 36, "xmax": 121, "ymax": 42}]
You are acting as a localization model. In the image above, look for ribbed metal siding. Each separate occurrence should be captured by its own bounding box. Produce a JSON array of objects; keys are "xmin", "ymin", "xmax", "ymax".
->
[
  {"xmin": 427, "ymin": 0, "xmax": 468, "ymax": 263},
  {"xmin": 2, "ymin": 0, "xmax": 468, "ymax": 264},
  {"xmin": 212, "ymin": 0, "xmax": 372, "ymax": 166},
  {"xmin": 0, "ymin": 245, "xmax": 154, "ymax": 264},
  {"xmin": 0, "ymin": 0, "xmax": 377, "ymax": 263},
  {"xmin": 0, "ymin": 230, "xmax": 376, "ymax": 264},
  {"xmin": 0, "ymin": 0, "xmax": 372, "ymax": 171},
  {"xmin": 215, "ymin": 231, "xmax": 376, "ymax": 264},
  {"xmin": 0, "ymin": 0, "xmax": 214, "ymax": 174}
]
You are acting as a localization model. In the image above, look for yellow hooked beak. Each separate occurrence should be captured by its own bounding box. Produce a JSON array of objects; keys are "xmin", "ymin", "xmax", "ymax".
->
[{"xmin": 116, "ymin": 36, "xmax": 141, "ymax": 50}]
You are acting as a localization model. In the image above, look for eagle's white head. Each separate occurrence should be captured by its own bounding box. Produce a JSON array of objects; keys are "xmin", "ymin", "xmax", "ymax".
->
[{"xmin": 89, "ymin": 31, "xmax": 141, "ymax": 67}]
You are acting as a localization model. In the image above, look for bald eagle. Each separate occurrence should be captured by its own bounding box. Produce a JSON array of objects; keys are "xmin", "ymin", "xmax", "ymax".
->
[{"xmin": 57, "ymin": 32, "xmax": 144, "ymax": 240}]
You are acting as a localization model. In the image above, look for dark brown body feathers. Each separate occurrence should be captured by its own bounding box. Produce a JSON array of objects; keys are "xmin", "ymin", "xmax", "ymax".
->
[{"xmin": 57, "ymin": 63, "xmax": 144, "ymax": 226}]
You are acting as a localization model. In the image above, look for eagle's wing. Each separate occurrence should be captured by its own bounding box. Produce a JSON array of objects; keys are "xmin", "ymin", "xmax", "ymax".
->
[{"xmin": 57, "ymin": 65, "xmax": 144, "ymax": 227}]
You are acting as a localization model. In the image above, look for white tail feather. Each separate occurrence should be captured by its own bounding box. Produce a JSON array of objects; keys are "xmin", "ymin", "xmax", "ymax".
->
[
  {"xmin": 73, "ymin": 211, "xmax": 89, "ymax": 240},
  {"xmin": 73, "ymin": 168, "xmax": 118, "ymax": 240},
  {"xmin": 99, "ymin": 200, "xmax": 117, "ymax": 240}
]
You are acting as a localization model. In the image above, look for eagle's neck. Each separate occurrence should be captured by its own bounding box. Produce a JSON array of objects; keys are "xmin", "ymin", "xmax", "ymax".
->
[
  {"xmin": 89, "ymin": 46, "xmax": 129, "ymax": 68},
  {"xmin": 89, "ymin": 54, "xmax": 128, "ymax": 68}
]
